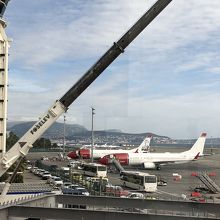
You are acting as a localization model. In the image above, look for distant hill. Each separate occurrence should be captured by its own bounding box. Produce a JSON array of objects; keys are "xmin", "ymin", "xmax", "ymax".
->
[
  {"xmin": 7, "ymin": 121, "xmax": 25, "ymax": 129},
  {"xmin": 8, "ymin": 121, "xmax": 88, "ymax": 139},
  {"xmin": 7, "ymin": 121, "xmax": 171, "ymax": 145}
]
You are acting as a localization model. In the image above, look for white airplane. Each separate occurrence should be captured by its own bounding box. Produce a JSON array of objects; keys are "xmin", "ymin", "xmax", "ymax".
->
[
  {"xmin": 98, "ymin": 133, "xmax": 207, "ymax": 170},
  {"xmin": 67, "ymin": 135, "xmax": 152, "ymax": 159}
]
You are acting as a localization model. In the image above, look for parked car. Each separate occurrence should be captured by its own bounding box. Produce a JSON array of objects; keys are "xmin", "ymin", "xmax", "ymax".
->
[
  {"xmin": 62, "ymin": 184, "xmax": 79, "ymax": 193},
  {"xmin": 42, "ymin": 171, "xmax": 52, "ymax": 180},
  {"xmin": 38, "ymin": 170, "xmax": 46, "ymax": 177},
  {"xmin": 62, "ymin": 186, "xmax": 89, "ymax": 196},
  {"xmin": 61, "ymin": 182, "xmax": 73, "ymax": 190},
  {"xmin": 68, "ymin": 184, "xmax": 79, "ymax": 189},
  {"xmin": 60, "ymin": 167, "xmax": 70, "ymax": 176},
  {"xmin": 30, "ymin": 167, "xmax": 38, "ymax": 173},
  {"xmin": 51, "ymin": 177, "xmax": 63, "ymax": 186},
  {"xmin": 75, "ymin": 187, "xmax": 90, "ymax": 196},
  {"xmin": 127, "ymin": 192, "xmax": 145, "ymax": 199},
  {"xmin": 34, "ymin": 169, "xmax": 44, "ymax": 175},
  {"xmin": 47, "ymin": 176, "xmax": 58, "ymax": 184},
  {"xmin": 157, "ymin": 180, "xmax": 167, "ymax": 186},
  {"xmin": 26, "ymin": 165, "xmax": 32, "ymax": 170}
]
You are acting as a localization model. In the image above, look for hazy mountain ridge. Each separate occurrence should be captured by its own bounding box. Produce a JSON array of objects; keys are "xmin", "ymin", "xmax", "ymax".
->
[
  {"xmin": 7, "ymin": 121, "xmax": 170, "ymax": 144},
  {"xmin": 173, "ymin": 137, "xmax": 220, "ymax": 145},
  {"xmin": 8, "ymin": 121, "xmax": 88, "ymax": 139}
]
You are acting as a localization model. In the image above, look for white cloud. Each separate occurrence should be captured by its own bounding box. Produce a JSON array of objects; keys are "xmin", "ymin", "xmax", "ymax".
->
[
  {"xmin": 9, "ymin": 77, "xmax": 49, "ymax": 93},
  {"xmin": 67, "ymin": 91, "xmax": 220, "ymax": 139},
  {"xmin": 208, "ymin": 67, "xmax": 220, "ymax": 75},
  {"xmin": 176, "ymin": 52, "xmax": 220, "ymax": 73}
]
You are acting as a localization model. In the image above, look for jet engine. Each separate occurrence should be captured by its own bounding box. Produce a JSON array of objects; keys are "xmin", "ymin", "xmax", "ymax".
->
[
  {"xmin": 113, "ymin": 153, "xmax": 129, "ymax": 165},
  {"xmin": 78, "ymin": 149, "xmax": 91, "ymax": 159},
  {"xmin": 143, "ymin": 162, "xmax": 156, "ymax": 169},
  {"xmin": 67, "ymin": 151, "xmax": 78, "ymax": 159},
  {"xmin": 99, "ymin": 153, "xmax": 129, "ymax": 165}
]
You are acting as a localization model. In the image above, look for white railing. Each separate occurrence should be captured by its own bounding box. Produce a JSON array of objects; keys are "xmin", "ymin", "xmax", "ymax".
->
[{"xmin": 0, "ymin": 193, "xmax": 46, "ymax": 207}]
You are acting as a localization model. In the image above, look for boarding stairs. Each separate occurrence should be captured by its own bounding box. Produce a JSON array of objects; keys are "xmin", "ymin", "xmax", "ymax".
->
[
  {"xmin": 112, "ymin": 158, "xmax": 125, "ymax": 173},
  {"xmin": 196, "ymin": 172, "xmax": 220, "ymax": 193}
]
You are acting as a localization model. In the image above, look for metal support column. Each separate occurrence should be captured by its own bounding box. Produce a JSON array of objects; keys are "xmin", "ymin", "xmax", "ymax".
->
[
  {"xmin": 91, "ymin": 107, "xmax": 95, "ymax": 163},
  {"xmin": 0, "ymin": 15, "xmax": 9, "ymax": 158},
  {"xmin": 63, "ymin": 114, "xmax": 66, "ymax": 157}
]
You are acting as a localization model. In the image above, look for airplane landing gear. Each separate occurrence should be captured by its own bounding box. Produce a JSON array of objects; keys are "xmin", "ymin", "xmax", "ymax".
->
[{"xmin": 156, "ymin": 165, "xmax": 161, "ymax": 170}]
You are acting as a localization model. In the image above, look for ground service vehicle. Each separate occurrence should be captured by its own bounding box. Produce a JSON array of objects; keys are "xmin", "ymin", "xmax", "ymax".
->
[
  {"xmin": 79, "ymin": 163, "xmax": 107, "ymax": 178},
  {"xmin": 120, "ymin": 171, "xmax": 157, "ymax": 192},
  {"xmin": 88, "ymin": 177, "xmax": 109, "ymax": 184},
  {"xmin": 0, "ymin": 0, "xmax": 173, "ymax": 195},
  {"xmin": 106, "ymin": 185, "xmax": 130, "ymax": 197},
  {"xmin": 60, "ymin": 167, "xmax": 70, "ymax": 176}
]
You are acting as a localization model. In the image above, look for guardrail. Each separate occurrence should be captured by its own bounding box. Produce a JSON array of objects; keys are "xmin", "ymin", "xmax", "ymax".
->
[{"xmin": 0, "ymin": 193, "xmax": 46, "ymax": 208}]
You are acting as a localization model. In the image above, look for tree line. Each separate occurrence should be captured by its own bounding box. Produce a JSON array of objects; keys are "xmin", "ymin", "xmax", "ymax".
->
[
  {"xmin": 6, "ymin": 132, "xmax": 58, "ymax": 150},
  {"xmin": 0, "ymin": 132, "xmax": 58, "ymax": 183}
]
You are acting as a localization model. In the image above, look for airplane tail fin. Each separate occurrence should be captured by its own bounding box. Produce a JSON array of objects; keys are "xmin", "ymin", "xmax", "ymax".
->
[
  {"xmin": 183, "ymin": 133, "xmax": 207, "ymax": 157},
  {"xmin": 132, "ymin": 135, "xmax": 152, "ymax": 153}
]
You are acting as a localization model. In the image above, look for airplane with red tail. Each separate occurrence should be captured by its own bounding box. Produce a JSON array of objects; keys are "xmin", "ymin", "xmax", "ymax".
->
[
  {"xmin": 67, "ymin": 135, "xmax": 152, "ymax": 160},
  {"xmin": 98, "ymin": 133, "xmax": 207, "ymax": 170}
]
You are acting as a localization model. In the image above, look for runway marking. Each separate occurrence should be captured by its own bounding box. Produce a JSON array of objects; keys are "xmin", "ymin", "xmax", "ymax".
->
[{"xmin": 156, "ymin": 189, "xmax": 183, "ymax": 198}]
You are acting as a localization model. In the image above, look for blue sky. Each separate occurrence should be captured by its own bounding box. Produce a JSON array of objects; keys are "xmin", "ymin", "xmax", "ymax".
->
[{"xmin": 4, "ymin": 0, "xmax": 220, "ymax": 139}]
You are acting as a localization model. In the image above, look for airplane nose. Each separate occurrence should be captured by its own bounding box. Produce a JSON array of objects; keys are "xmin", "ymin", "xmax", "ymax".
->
[
  {"xmin": 98, "ymin": 156, "xmax": 108, "ymax": 165},
  {"xmin": 67, "ymin": 151, "xmax": 78, "ymax": 159}
]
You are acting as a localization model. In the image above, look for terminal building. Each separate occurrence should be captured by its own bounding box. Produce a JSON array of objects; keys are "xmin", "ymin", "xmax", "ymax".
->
[{"xmin": 0, "ymin": 193, "xmax": 220, "ymax": 220}]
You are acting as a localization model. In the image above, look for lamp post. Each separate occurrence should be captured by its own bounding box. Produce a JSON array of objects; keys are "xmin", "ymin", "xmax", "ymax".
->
[
  {"xmin": 63, "ymin": 114, "xmax": 66, "ymax": 157},
  {"xmin": 91, "ymin": 107, "xmax": 95, "ymax": 163}
]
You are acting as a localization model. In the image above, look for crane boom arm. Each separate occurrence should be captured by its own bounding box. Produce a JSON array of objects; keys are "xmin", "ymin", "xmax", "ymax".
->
[
  {"xmin": 60, "ymin": 0, "xmax": 172, "ymax": 108},
  {"xmin": 0, "ymin": 0, "xmax": 10, "ymax": 18},
  {"xmin": 0, "ymin": 0, "xmax": 172, "ymax": 177}
]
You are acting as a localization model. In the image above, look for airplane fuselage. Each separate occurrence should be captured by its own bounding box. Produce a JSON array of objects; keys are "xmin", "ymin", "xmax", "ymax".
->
[{"xmin": 128, "ymin": 152, "xmax": 195, "ymax": 165}]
